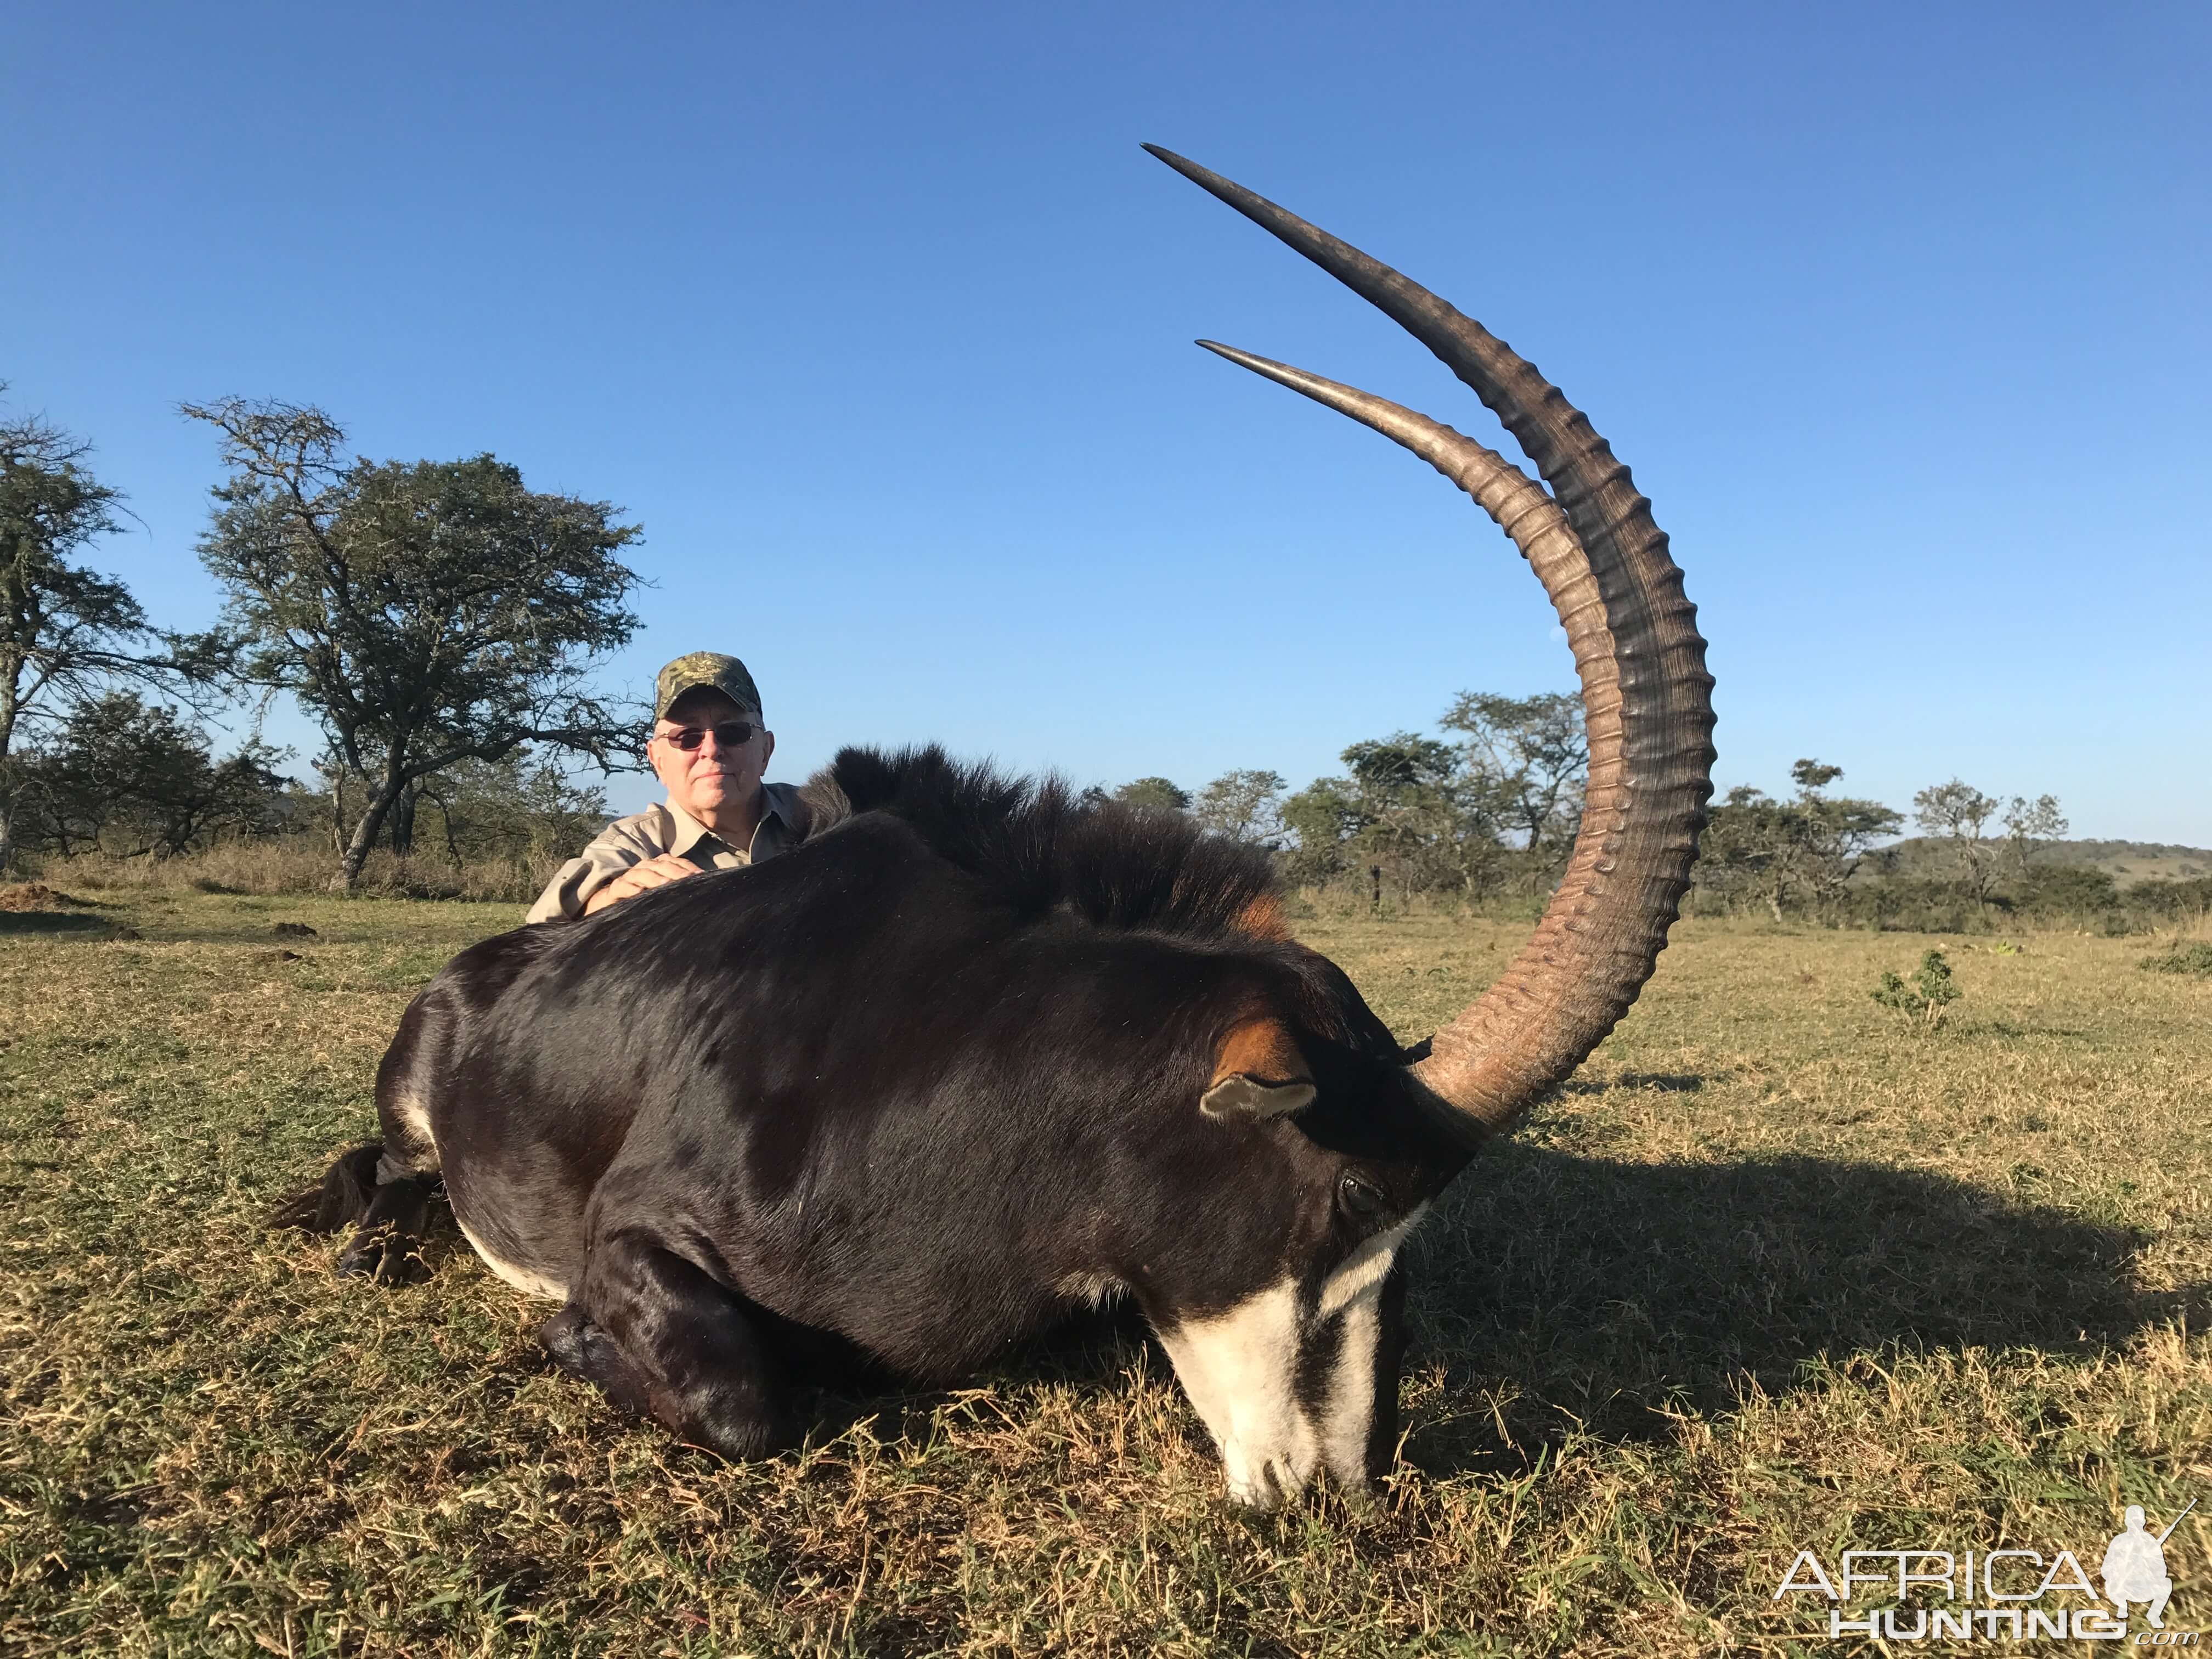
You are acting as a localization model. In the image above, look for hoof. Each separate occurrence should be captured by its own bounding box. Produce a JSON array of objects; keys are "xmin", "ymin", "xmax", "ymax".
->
[{"xmin": 336, "ymin": 1228, "xmax": 427, "ymax": 1285}]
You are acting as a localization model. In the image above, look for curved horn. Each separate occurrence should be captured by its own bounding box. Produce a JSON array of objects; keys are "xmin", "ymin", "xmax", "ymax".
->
[{"xmin": 1149, "ymin": 145, "xmax": 1716, "ymax": 1138}]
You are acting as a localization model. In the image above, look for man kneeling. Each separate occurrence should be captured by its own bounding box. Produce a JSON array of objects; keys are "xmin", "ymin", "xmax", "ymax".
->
[{"xmin": 2103, "ymin": 1506, "xmax": 2175, "ymax": 1629}]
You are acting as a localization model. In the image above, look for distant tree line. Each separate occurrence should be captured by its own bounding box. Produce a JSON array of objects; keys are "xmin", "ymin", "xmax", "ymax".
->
[
  {"xmin": 1092, "ymin": 738, "xmax": 2206, "ymax": 933},
  {"xmin": 2, "ymin": 387, "xmax": 643, "ymax": 889},
  {"xmin": 1079, "ymin": 691, "xmax": 1595, "ymax": 907},
  {"xmin": 1694, "ymin": 766, "xmax": 2212, "ymax": 928},
  {"xmin": 1083, "ymin": 692, "xmax": 1591, "ymax": 905},
  {"xmin": 3, "ymin": 687, "xmax": 611, "ymax": 880}
]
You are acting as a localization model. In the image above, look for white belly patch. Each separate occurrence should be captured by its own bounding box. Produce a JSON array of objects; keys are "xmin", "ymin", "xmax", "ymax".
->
[{"xmin": 454, "ymin": 1216, "xmax": 568, "ymax": 1301}]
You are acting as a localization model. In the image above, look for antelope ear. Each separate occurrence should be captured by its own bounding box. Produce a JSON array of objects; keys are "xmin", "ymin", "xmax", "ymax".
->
[
  {"xmin": 1200, "ymin": 1074, "xmax": 1318, "ymax": 1120},
  {"xmin": 1200, "ymin": 1018, "xmax": 1315, "ymax": 1120}
]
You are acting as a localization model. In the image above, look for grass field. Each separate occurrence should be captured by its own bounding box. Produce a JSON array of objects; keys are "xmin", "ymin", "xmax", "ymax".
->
[{"xmin": 4, "ymin": 889, "xmax": 2210, "ymax": 1655}]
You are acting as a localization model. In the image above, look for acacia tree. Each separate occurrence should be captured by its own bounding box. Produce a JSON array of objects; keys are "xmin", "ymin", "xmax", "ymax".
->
[
  {"xmin": 1790, "ymin": 761, "xmax": 1902, "ymax": 914},
  {"xmin": 1440, "ymin": 690, "xmax": 1589, "ymax": 877},
  {"xmin": 1112, "ymin": 776, "xmax": 1190, "ymax": 812},
  {"xmin": 187, "ymin": 399, "xmax": 644, "ymax": 890},
  {"xmin": 1913, "ymin": 778, "xmax": 2003, "ymax": 902},
  {"xmin": 1700, "ymin": 759, "xmax": 1901, "ymax": 921},
  {"xmin": 2002, "ymin": 793, "xmax": 2068, "ymax": 880},
  {"xmin": 1286, "ymin": 732, "xmax": 1506, "ymax": 899},
  {"xmin": 0, "ymin": 397, "xmax": 200, "ymax": 872},
  {"xmin": 1192, "ymin": 768, "xmax": 1286, "ymax": 845},
  {"xmin": 12, "ymin": 691, "xmax": 289, "ymax": 857},
  {"xmin": 1278, "ymin": 773, "xmax": 1363, "ymax": 886}
]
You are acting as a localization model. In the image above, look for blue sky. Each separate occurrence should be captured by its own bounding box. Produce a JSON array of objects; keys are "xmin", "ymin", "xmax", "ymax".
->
[{"xmin": 5, "ymin": 2, "xmax": 2207, "ymax": 840}]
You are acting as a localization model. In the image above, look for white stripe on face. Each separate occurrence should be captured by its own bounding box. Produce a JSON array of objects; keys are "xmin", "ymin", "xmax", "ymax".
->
[
  {"xmin": 1160, "ymin": 1208, "xmax": 1426, "ymax": 1505},
  {"xmin": 1155, "ymin": 1279, "xmax": 1316, "ymax": 1508},
  {"xmin": 1317, "ymin": 1207, "xmax": 1424, "ymax": 1322},
  {"xmin": 1319, "ymin": 1288, "xmax": 1382, "ymax": 1487},
  {"xmin": 1314, "ymin": 1211, "xmax": 1422, "ymax": 1488}
]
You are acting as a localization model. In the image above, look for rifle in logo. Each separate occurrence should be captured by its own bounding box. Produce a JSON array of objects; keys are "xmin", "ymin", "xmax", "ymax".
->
[{"xmin": 2164, "ymin": 1501, "xmax": 2199, "ymax": 1545}]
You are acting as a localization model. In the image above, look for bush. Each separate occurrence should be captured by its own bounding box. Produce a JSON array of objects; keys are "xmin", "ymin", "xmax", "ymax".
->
[
  {"xmin": 2127, "ymin": 876, "xmax": 2212, "ymax": 923},
  {"xmin": 1872, "ymin": 948, "xmax": 1962, "ymax": 1030},
  {"xmin": 1822, "ymin": 867, "xmax": 2210, "ymax": 938},
  {"xmin": 2140, "ymin": 943, "xmax": 2212, "ymax": 978},
  {"xmin": 2015, "ymin": 863, "xmax": 2119, "ymax": 917},
  {"xmin": 1845, "ymin": 878, "xmax": 1999, "ymax": 935}
]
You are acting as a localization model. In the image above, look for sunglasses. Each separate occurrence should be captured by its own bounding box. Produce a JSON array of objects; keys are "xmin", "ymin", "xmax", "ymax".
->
[{"xmin": 655, "ymin": 720, "xmax": 760, "ymax": 752}]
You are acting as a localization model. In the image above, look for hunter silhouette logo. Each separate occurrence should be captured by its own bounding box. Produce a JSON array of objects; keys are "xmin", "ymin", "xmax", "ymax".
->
[
  {"xmin": 1773, "ymin": 1501, "xmax": 2197, "ymax": 1641},
  {"xmin": 2105, "ymin": 1502, "xmax": 2190, "ymax": 1630}
]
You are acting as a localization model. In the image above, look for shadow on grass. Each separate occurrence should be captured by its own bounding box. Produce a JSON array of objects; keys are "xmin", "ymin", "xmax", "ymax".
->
[
  {"xmin": 759, "ymin": 1144, "xmax": 2174, "ymax": 1480},
  {"xmin": 1398, "ymin": 1143, "xmax": 2178, "ymax": 1472},
  {"xmin": 0, "ymin": 910, "xmax": 116, "ymax": 937},
  {"xmin": 301, "ymin": 1139, "xmax": 2175, "ymax": 1481}
]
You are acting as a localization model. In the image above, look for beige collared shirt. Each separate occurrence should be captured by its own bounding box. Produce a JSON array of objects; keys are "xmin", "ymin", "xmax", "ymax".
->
[{"xmin": 525, "ymin": 782, "xmax": 809, "ymax": 923}]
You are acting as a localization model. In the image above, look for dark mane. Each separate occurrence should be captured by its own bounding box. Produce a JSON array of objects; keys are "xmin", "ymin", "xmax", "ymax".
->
[{"xmin": 798, "ymin": 744, "xmax": 1279, "ymax": 940}]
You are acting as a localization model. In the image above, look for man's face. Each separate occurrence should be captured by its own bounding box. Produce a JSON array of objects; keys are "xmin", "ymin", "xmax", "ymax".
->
[{"xmin": 650, "ymin": 689, "xmax": 775, "ymax": 825}]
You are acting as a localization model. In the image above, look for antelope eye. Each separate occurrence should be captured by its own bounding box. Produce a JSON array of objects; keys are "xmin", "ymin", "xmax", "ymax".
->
[{"xmin": 1336, "ymin": 1171, "xmax": 1390, "ymax": 1223}]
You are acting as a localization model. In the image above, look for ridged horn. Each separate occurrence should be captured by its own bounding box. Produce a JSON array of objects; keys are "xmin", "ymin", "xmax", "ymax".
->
[{"xmin": 1150, "ymin": 145, "xmax": 1716, "ymax": 1138}]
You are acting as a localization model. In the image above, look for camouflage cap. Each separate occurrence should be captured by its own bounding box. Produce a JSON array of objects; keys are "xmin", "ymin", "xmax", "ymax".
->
[{"xmin": 653, "ymin": 652, "xmax": 763, "ymax": 722}]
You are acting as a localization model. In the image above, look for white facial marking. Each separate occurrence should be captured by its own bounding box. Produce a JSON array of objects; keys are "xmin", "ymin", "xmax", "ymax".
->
[
  {"xmin": 1317, "ymin": 1206, "xmax": 1424, "ymax": 1321},
  {"xmin": 1320, "ymin": 1291, "xmax": 1381, "ymax": 1487},
  {"xmin": 1312, "ymin": 1208, "xmax": 1423, "ymax": 1487},
  {"xmin": 1156, "ymin": 1279, "xmax": 1315, "ymax": 1508},
  {"xmin": 454, "ymin": 1216, "xmax": 568, "ymax": 1301},
  {"xmin": 1160, "ymin": 1207, "xmax": 1432, "ymax": 1505}
]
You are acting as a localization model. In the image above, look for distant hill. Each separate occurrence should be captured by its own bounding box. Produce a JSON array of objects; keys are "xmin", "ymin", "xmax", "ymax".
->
[
  {"xmin": 2042, "ymin": 840, "xmax": 2212, "ymax": 879},
  {"xmin": 1878, "ymin": 838, "xmax": 2211, "ymax": 883}
]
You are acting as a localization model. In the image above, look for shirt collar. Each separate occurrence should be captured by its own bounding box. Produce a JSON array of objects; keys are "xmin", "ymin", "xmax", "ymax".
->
[{"xmin": 662, "ymin": 786, "xmax": 795, "ymax": 859}]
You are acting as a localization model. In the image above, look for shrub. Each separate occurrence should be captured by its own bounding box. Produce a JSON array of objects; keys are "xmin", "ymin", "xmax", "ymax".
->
[
  {"xmin": 1845, "ymin": 878, "xmax": 1996, "ymax": 934},
  {"xmin": 2015, "ymin": 863, "xmax": 2119, "ymax": 917},
  {"xmin": 1872, "ymin": 948, "xmax": 1962, "ymax": 1030},
  {"xmin": 2128, "ymin": 876, "xmax": 2212, "ymax": 923},
  {"xmin": 2140, "ymin": 943, "xmax": 2212, "ymax": 978}
]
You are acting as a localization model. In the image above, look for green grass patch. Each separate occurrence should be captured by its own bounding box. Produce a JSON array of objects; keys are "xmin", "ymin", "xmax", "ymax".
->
[{"xmin": 5, "ymin": 894, "xmax": 2210, "ymax": 1654}]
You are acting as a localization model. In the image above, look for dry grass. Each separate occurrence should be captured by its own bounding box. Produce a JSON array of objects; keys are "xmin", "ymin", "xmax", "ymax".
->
[
  {"xmin": 21, "ymin": 841, "xmax": 556, "ymax": 904},
  {"xmin": 4, "ymin": 895, "xmax": 2210, "ymax": 1654}
]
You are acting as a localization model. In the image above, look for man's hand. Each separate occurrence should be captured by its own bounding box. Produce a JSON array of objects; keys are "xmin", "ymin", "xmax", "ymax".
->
[{"xmin": 582, "ymin": 853, "xmax": 703, "ymax": 915}]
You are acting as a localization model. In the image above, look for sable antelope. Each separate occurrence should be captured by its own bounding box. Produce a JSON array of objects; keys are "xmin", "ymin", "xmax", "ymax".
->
[{"xmin": 285, "ymin": 146, "xmax": 1714, "ymax": 1508}]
